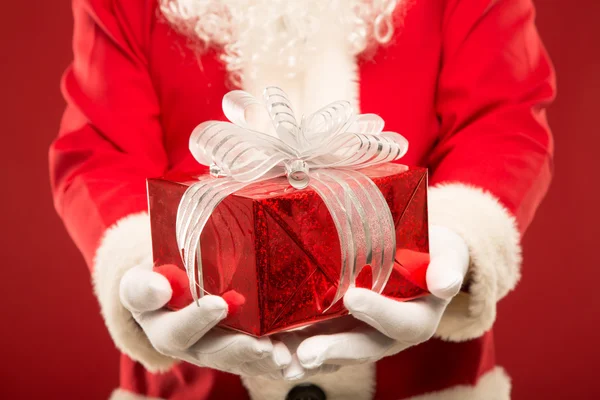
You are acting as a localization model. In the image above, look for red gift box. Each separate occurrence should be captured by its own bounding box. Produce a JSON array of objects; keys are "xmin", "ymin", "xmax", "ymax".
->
[{"xmin": 147, "ymin": 162, "xmax": 429, "ymax": 337}]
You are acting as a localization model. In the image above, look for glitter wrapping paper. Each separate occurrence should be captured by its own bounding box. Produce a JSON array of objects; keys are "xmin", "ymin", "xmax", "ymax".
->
[{"xmin": 147, "ymin": 163, "xmax": 429, "ymax": 336}]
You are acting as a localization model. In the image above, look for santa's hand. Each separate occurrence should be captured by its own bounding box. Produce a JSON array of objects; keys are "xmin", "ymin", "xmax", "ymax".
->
[
  {"xmin": 295, "ymin": 225, "xmax": 469, "ymax": 372},
  {"xmin": 119, "ymin": 266, "xmax": 292, "ymax": 378}
]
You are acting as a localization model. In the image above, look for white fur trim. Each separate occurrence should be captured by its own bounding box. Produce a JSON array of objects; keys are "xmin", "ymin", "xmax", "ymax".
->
[
  {"xmin": 109, "ymin": 389, "xmax": 164, "ymax": 400},
  {"xmin": 93, "ymin": 212, "xmax": 175, "ymax": 372},
  {"xmin": 240, "ymin": 10, "xmax": 365, "ymax": 397},
  {"xmin": 406, "ymin": 367, "xmax": 511, "ymax": 400},
  {"xmin": 301, "ymin": 17, "xmax": 359, "ymax": 115},
  {"xmin": 243, "ymin": 364, "xmax": 375, "ymax": 400},
  {"xmin": 241, "ymin": 2, "xmax": 359, "ymax": 117},
  {"xmin": 243, "ymin": 365, "xmax": 509, "ymax": 400},
  {"xmin": 429, "ymin": 184, "xmax": 522, "ymax": 341}
]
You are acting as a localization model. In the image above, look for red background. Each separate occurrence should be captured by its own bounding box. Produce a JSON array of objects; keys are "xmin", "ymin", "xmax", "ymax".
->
[{"xmin": 1, "ymin": 1, "xmax": 598, "ymax": 399}]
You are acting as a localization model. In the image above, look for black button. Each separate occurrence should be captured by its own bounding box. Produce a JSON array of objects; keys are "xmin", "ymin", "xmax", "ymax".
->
[{"xmin": 286, "ymin": 383, "xmax": 326, "ymax": 400}]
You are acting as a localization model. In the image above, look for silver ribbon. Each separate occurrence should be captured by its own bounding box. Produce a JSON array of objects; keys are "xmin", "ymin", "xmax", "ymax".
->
[{"xmin": 176, "ymin": 87, "xmax": 409, "ymax": 310}]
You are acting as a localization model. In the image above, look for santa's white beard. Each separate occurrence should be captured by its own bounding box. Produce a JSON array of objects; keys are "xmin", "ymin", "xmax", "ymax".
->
[{"xmin": 160, "ymin": 0, "xmax": 401, "ymax": 90}]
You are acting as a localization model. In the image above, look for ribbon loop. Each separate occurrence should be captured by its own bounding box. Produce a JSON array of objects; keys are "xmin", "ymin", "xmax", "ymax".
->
[
  {"xmin": 285, "ymin": 159, "xmax": 310, "ymax": 189},
  {"xmin": 177, "ymin": 87, "xmax": 408, "ymax": 309}
]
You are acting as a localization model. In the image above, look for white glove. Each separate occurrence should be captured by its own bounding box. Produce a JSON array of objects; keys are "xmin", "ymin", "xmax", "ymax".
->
[
  {"xmin": 290, "ymin": 225, "xmax": 469, "ymax": 376},
  {"xmin": 119, "ymin": 265, "xmax": 292, "ymax": 378}
]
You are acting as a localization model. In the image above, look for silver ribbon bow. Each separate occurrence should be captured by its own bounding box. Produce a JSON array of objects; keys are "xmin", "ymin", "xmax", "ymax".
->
[{"xmin": 176, "ymin": 87, "xmax": 409, "ymax": 310}]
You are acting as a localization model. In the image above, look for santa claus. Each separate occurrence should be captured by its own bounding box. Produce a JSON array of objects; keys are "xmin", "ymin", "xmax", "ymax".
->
[{"xmin": 49, "ymin": 0, "xmax": 555, "ymax": 399}]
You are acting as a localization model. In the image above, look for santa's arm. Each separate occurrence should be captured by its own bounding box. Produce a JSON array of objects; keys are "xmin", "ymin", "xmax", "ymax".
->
[
  {"xmin": 427, "ymin": 0, "xmax": 555, "ymax": 341},
  {"xmin": 49, "ymin": 0, "xmax": 174, "ymax": 371}
]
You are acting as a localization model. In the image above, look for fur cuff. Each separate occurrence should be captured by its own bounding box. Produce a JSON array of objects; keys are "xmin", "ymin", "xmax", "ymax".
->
[
  {"xmin": 92, "ymin": 212, "xmax": 175, "ymax": 372},
  {"xmin": 428, "ymin": 184, "xmax": 522, "ymax": 342}
]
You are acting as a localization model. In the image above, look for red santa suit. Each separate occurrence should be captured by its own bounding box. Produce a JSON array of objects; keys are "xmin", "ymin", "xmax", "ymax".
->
[{"xmin": 49, "ymin": 0, "xmax": 555, "ymax": 398}]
